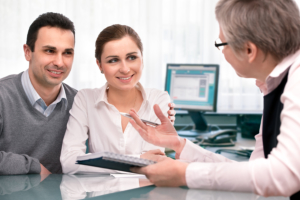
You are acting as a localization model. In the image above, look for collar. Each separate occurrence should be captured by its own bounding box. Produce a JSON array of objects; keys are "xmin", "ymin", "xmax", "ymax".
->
[
  {"xmin": 21, "ymin": 69, "xmax": 68, "ymax": 110},
  {"xmin": 256, "ymin": 49, "xmax": 300, "ymax": 95},
  {"xmin": 95, "ymin": 82, "xmax": 148, "ymax": 106}
]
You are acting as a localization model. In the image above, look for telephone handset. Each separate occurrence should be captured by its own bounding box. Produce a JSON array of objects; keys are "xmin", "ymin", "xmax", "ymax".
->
[{"xmin": 194, "ymin": 129, "xmax": 237, "ymax": 147}]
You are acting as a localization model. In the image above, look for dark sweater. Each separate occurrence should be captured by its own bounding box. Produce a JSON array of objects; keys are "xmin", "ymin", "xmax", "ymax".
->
[
  {"xmin": 262, "ymin": 70, "xmax": 300, "ymax": 199},
  {"xmin": 0, "ymin": 72, "xmax": 77, "ymax": 174}
]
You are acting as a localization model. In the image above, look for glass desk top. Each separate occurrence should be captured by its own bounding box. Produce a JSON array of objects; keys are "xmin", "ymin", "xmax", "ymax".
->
[{"xmin": 0, "ymin": 174, "xmax": 288, "ymax": 200}]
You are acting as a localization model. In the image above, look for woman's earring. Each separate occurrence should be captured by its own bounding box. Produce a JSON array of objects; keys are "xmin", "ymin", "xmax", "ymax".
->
[{"xmin": 101, "ymin": 70, "xmax": 104, "ymax": 74}]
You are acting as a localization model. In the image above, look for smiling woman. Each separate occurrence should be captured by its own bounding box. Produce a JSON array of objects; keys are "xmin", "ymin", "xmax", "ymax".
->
[{"xmin": 60, "ymin": 24, "xmax": 171, "ymax": 174}]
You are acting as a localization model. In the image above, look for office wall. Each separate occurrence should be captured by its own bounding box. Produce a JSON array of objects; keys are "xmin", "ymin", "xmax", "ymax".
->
[{"xmin": 1, "ymin": 0, "xmax": 299, "ymax": 112}]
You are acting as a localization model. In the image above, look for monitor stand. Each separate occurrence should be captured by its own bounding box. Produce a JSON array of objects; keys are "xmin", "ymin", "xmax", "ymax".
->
[{"xmin": 177, "ymin": 111, "xmax": 211, "ymax": 137}]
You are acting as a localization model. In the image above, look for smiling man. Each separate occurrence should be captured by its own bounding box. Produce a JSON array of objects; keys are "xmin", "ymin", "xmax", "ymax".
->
[
  {"xmin": 0, "ymin": 13, "xmax": 176, "ymax": 176},
  {"xmin": 0, "ymin": 13, "xmax": 77, "ymax": 175}
]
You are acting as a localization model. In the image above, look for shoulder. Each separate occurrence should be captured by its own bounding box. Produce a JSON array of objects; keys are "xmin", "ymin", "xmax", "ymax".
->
[
  {"xmin": 0, "ymin": 73, "xmax": 20, "ymax": 88},
  {"xmin": 62, "ymin": 83, "xmax": 78, "ymax": 96},
  {"xmin": 288, "ymin": 59, "xmax": 300, "ymax": 87},
  {"xmin": 281, "ymin": 59, "xmax": 300, "ymax": 102},
  {"xmin": 144, "ymin": 88, "xmax": 170, "ymax": 104},
  {"xmin": 74, "ymin": 86, "xmax": 105, "ymax": 104},
  {"xmin": 0, "ymin": 73, "xmax": 22, "ymax": 96},
  {"xmin": 0, "ymin": 74, "xmax": 18, "ymax": 83},
  {"xmin": 0, "ymin": 73, "xmax": 23, "ymax": 112}
]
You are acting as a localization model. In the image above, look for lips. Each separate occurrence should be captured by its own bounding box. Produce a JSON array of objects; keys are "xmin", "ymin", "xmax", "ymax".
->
[
  {"xmin": 117, "ymin": 74, "xmax": 134, "ymax": 83},
  {"xmin": 49, "ymin": 70, "xmax": 62, "ymax": 75},
  {"xmin": 47, "ymin": 69, "xmax": 64, "ymax": 78},
  {"xmin": 117, "ymin": 74, "xmax": 134, "ymax": 80}
]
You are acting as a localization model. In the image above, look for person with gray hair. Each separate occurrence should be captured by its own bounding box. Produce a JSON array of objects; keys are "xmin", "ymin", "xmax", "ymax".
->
[{"xmin": 129, "ymin": 0, "xmax": 300, "ymax": 198}]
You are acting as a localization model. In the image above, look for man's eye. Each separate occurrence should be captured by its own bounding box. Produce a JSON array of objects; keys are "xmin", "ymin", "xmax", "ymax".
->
[
  {"xmin": 108, "ymin": 58, "xmax": 118, "ymax": 63},
  {"xmin": 64, "ymin": 51, "xmax": 73, "ymax": 55},
  {"xmin": 45, "ymin": 49, "xmax": 54, "ymax": 53},
  {"xmin": 128, "ymin": 56, "xmax": 137, "ymax": 60}
]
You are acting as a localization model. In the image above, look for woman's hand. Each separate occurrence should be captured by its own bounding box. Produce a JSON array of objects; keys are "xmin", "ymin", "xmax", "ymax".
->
[
  {"xmin": 140, "ymin": 149, "xmax": 166, "ymax": 162},
  {"xmin": 168, "ymin": 103, "xmax": 176, "ymax": 125},
  {"xmin": 131, "ymin": 158, "xmax": 188, "ymax": 187},
  {"xmin": 129, "ymin": 104, "xmax": 186, "ymax": 154}
]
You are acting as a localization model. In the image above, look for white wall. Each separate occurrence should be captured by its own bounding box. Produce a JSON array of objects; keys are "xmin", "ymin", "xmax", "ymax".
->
[{"xmin": 2, "ymin": 0, "xmax": 298, "ymax": 112}]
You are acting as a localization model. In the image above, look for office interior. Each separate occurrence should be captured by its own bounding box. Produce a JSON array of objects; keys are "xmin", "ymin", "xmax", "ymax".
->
[{"xmin": 0, "ymin": 0, "xmax": 295, "ymax": 199}]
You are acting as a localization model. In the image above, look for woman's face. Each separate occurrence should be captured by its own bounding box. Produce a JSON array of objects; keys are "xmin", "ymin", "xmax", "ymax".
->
[
  {"xmin": 219, "ymin": 27, "xmax": 252, "ymax": 78},
  {"xmin": 97, "ymin": 36, "xmax": 143, "ymax": 91}
]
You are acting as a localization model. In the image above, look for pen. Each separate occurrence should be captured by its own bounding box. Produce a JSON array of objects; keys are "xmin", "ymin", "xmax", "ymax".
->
[{"xmin": 120, "ymin": 112, "xmax": 160, "ymax": 127}]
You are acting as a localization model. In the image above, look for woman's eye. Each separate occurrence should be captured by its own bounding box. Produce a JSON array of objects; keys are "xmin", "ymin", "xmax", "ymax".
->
[
  {"xmin": 128, "ymin": 55, "xmax": 137, "ymax": 60},
  {"xmin": 108, "ymin": 58, "xmax": 118, "ymax": 63}
]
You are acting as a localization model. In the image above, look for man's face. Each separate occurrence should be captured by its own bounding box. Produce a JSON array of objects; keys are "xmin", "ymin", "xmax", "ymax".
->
[{"xmin": 24, "ymin": 26, "xmax": 75, "ymax": 89}]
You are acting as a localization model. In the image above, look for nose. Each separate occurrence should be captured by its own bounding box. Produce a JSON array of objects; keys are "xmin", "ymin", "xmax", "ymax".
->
[
  {"xmin": 53, "ymin": 54, "xmax": 64, "ymax": 68},
  {"xmin": 119, "ymin": 60, "xmax": 130, "ymax": 74}
]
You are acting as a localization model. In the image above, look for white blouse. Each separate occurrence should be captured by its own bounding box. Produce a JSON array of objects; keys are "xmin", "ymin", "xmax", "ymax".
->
[
  {"xmin": 61, "ymin": 82, "xmax": 170, "ymax": 174},
  {"xmin": 181, "ymin": 49, "xmax": 300, "ymax": 196}
]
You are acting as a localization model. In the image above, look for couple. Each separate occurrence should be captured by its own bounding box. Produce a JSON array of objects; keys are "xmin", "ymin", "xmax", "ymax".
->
[{"xmin": 0, "ymin": 13, "xmax": 175, "ymax": 175}]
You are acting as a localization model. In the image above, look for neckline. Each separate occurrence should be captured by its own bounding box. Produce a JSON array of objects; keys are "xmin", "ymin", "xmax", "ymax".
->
[{"xmin": 16, "ymin": 72, "xmax": 65, "ymax": 120}]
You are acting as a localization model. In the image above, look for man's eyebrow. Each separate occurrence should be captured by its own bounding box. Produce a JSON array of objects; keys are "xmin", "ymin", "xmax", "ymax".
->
[
  {"xmin": 42, "ymin": 46, "xmax": 74, "ymax": 52},
  {"xmin": 65, "ymin": 48, "xmax": 74, "ymax": 52},
  {"xmin": 42, "ymin": 45, "xmax": 56, "ymax": 50}
]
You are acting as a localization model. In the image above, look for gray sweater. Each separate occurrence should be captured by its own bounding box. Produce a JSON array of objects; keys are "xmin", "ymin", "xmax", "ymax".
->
[{"xmin": 0, "ymin": 72, "xmax": 77, "ymax": 174}]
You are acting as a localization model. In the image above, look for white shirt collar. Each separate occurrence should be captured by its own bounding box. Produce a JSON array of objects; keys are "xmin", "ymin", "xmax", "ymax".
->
[
  {"xmin": 256, "ymin": 49, "xmax": 300, "ymax": 95},
  {"xmin": 268, "ymin": 49, "xmax": 300, "ymax": 78},
  {"xmin": 21, "ymin": 69, "xmax": 68, "ymax": 109},
  {"xmin": 95, "ymin": 82, "xmax": 148, "ymax": 106}
]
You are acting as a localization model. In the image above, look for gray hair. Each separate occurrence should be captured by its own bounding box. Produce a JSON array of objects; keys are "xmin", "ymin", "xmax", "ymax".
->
[{"xmin": 215, "ymin": 0, "xmax": 300, "ymax": 61}]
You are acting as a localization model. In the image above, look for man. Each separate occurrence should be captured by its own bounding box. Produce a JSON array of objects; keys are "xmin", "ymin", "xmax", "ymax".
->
[
  {"xmin": 0, "ymin": 12, "xmax": 77, "ymax": 175},
  {"xmin": 0, "ymin": 12, "xmax": 176, "ymax": 175}
]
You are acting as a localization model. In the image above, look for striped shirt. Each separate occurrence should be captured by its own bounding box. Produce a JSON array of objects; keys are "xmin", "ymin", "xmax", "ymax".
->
[{"xmin": 21, "ymin": 70, "xmax": 67, "ymax": 117}]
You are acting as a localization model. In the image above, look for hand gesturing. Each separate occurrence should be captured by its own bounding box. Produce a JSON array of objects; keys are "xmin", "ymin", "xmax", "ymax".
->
[{"xmin": 129, "ymin": 104, "xmax": 185, "ymax": 154}]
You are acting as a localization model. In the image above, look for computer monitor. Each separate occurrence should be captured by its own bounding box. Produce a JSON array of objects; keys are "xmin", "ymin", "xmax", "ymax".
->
[{"xmin": 165, "ymin": 64, "xmax": 219, "ymax": 136}]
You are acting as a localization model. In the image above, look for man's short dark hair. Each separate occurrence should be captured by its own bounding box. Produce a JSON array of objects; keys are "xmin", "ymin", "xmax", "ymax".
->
[{"xmin": 26, "ymin": 12, "xmax": 75, "ymax": 52}]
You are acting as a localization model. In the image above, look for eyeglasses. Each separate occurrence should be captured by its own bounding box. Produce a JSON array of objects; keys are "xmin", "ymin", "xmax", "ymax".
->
[{"xmin": 215, "ymin": 38, "xmax": 228, "ymax": 51}]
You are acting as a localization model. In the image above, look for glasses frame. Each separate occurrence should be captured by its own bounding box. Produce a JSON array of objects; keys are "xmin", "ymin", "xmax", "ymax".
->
[{"xmin": 215, "ymin": 39, "xmax": 228, "ymax": 50}]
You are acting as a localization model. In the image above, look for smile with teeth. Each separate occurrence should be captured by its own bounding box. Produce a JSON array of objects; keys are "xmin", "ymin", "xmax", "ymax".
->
[
  {"xmin": 50, "ymin": 71, "xmax": 62, "ymax": 74},
  {"xmin": 118, "ymin": 74, "xmax": 134, "ymax": 80}
]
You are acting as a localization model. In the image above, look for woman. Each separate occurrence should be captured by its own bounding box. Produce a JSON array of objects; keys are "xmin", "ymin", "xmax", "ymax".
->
[
  {"xmin": 130, "ymin": 0, "xmax": 300, "ymax": 198},
  {"xmin": 60, "ymin": 24, "xmax": 172, "ymax": 174}
]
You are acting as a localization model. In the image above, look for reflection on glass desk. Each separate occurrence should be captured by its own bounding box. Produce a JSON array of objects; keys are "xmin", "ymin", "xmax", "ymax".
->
[{"xmin": 0, "ymin": 174, "xmax": 288, "ymax": 200}]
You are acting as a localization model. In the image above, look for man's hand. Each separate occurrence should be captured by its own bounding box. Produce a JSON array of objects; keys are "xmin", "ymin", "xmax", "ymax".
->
[
  {"xmin": 129, "ymin": 104, "xmax": 186, "ymax": 154},
  {"xmin": 40, "ymin": 164, "xmax": 51, "ymax": 182},
  {"xmin": 40, "ymin": 164, "xmax": 51, "ymax": 175},
  {"xmin": 140, "ymin": 149, "xmax": 166, "ymax": 162},
  {"xmin": 131, "ymin": 159, "xmax": 188, "ymax": 187},
  {"xmin": 168, "ymin": 103, "xmax": 176, "ymax": 125}
]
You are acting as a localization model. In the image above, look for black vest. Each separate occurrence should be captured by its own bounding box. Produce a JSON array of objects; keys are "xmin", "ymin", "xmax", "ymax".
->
[{"xmin": 262, "ymin": 70, "xmax": 300, "ymax": 199}]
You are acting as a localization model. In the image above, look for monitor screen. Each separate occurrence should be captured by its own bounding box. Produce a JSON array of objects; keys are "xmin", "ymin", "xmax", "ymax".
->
[{"xmin": 165, "ymin": 64, "xmax": 219, "ymax": 112}]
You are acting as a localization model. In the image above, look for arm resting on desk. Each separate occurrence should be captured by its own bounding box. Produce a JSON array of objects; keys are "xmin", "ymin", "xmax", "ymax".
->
[
  {"xmin": 179, "ymin": 140, "xmax": 237, "ymax": 163},
  {"xmin": 0, "ymin": 151, "xmax": 41, "ymax": 175},
  {"xmin": 0, "ymin": 111, "xmax": 41, "ymax": 175}
]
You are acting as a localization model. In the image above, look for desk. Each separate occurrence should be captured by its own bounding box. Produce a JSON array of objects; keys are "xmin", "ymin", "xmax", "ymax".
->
[
  {"xmin": 166, "ymin": 133, "xmax": 256, "ymax": 162},
  {"xmin": 0, "ymin": 174, "xmax": 288, "ymax": 200}
]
